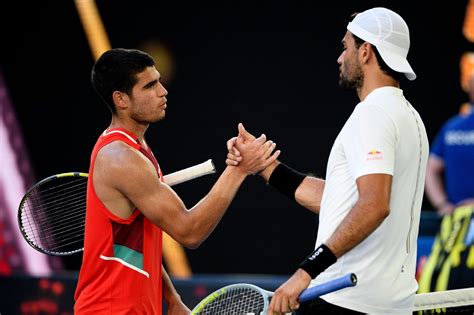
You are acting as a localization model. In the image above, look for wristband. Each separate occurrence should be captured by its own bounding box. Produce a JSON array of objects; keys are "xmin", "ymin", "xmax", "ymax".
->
[
  {"xmin": 267, "ymin": 162, "xmax": 306, "ymax": 201},
  {"xmin": 298, "ymin": 244, "xmax": 337, "ymax": 279}
]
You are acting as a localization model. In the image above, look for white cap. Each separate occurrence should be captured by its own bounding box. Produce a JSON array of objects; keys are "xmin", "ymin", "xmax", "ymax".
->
[{"xmin": 347, "ymin": 7, "xmax": 416, "ymax": 81}]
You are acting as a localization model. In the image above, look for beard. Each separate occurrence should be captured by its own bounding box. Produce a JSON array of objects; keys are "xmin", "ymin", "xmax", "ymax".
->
[
  {"xmin": 130, "ymin": 110, "xmax": 166, "ymax": 125},
  {"xmin": 149, "ymin": 112, "xmax": 166, "ymax": 124},
  {"xmin": 129, "ymin": 103, "xmax": 167, "ymax": 124},
  {"xmin": 339, "ymin": 62, "xmax": 364, "ymax": 91}
]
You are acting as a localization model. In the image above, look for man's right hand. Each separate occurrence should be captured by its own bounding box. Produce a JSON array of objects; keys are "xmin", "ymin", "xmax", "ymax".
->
[
  {"xmin": 229, "ymin": 123, "xmax": 280, "ymax": 175},
  {"xmin": 226, "ymin": 136, "xmax": 241, "ymax": 166}
]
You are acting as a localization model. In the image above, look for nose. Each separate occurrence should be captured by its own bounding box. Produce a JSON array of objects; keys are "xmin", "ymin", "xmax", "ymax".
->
[
  {"xmin": 158, "ymin": 82, "xmax": 168, "ymax": 96},
  {"xmin": 337, "ymin": 52, "xmax": 344, "ymax": 65}
]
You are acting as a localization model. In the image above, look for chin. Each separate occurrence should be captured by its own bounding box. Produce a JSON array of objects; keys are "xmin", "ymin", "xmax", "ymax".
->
[{"xmin": 154, "ymin": 113, "xmax": 166, "ymax": 123}]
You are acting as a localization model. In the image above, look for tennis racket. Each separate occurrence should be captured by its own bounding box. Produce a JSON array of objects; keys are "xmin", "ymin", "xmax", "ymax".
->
[
  {"xmin": 18, "ymin": 159, "xmax": 216, "ymax": 256},
  {"xmin": 191, "ymin": 272, "xmax": 357, "ymax": 314}
]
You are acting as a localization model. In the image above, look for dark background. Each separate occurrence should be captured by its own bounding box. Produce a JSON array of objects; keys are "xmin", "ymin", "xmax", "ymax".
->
[{"xmin": 1, "ymin": 1, "xmax": 472, "ymax": 275}]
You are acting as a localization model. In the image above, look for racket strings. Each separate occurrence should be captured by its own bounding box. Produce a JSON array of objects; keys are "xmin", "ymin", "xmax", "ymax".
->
[
  {"xmin": 26, "ymin": 176, "xmax": 86, "ymax": 198},
  {"xmin": 32, "ymin": 187, "xmax": 86, "ymax": 215},
  {"xmin": 22, "ymin": 195, "xmax": 86, "ymax": 228},
  {"xmin": 20, "ymin": 177, "xmax": 87, "ymax": 254},
  {"xmin": 196, "ymin": 287, "xmax": 265, "ymax": 314},
  {"xmin": 28, "ymin": 228, "xmax": 85, "ymax": 252},
  {"xmin": 26, "ymin": 179, "xmax": 87, "ymax": 208},
  {"xmin": 47, "ymin": 233, "xmax": 85, "ymax": 252},
  {"xmin": 24, "ymin": 213, "xmax": 85, "ymax": 243},
  {"xmin": 22, "ymin": 212, "xmax": 85, "ymax": 251},
  {"xmin": 21, "ymin": 184, "xmax": 87, "ymax": 231},
  {"xmin": 22, "ymin": 182, "xmax": 87, "ymax": 229},
  {"xmin": 22, "ymin": 207, "xmax": 86, "ymax": 250}
]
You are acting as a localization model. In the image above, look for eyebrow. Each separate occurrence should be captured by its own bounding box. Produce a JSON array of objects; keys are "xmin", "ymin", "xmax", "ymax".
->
[{"xmin": 142, "ymin": 79, "xmax": 158, "ymax": 89}]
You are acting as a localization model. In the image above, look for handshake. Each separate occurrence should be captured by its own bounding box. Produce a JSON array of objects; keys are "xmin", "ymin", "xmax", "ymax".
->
[{"xmin": 224, "ymin": 123, "xmax": 281, "ymax": 177}]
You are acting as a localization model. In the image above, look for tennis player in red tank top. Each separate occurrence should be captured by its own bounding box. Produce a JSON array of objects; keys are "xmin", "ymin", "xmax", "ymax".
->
[{"xmin": 74, "ymin": 48, "xmax": 280, "ymax": 314}]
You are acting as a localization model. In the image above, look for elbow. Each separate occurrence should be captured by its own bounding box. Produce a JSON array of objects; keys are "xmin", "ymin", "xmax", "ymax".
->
[
  {"xmin": 183, "ymin": 239, "xmax": 202, "ymax": 250},
  {"xmin": 379, "ymin": 207, "xmax": 390, "ymax": 221},
  {"xmin": 169, "ymin": 218, "xmax": 206, "ymax": 249},
  {"xmin": 180, "ymin": 234, "xmax": 204, "ymax": 249},
  {"xmin": 165, "ymin": 228, "xmax": 203, "ymax": 249}
]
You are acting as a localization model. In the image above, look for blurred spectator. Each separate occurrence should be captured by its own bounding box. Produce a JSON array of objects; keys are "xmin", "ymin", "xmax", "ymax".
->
[{"xmin": 425, "ymin": 75, "xmax": 474, "ymax": 215}]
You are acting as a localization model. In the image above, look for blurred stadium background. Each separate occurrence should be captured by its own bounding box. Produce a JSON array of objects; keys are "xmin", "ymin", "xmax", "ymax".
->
[{"xmin": 0, "ymin": 0, "xmax": 473, "ymax": 313}]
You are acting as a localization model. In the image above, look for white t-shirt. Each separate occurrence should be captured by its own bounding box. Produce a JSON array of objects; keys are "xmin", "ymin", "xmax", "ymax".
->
[{"xmin": 309, "ymin": 87, "xmax": 429, "ymax": 314}]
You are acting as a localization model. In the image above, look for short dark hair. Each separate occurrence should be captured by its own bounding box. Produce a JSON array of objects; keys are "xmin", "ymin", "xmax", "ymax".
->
[
  {"xmin": 351, "ymin": 34, "xmax": 403, "ymax": 82},
  {"xmin": 91, "ymin": 48, "xmax": 155, "ymax": 113}
]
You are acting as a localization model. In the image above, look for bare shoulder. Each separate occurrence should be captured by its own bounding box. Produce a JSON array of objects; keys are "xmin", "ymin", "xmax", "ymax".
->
[
  {"xmin": 92, "ymin": 141, "xmax": 162, "ymax": 218},
  {"xmin": 94, "ymin": 141, "xmax": 156, "ymax": 187}
]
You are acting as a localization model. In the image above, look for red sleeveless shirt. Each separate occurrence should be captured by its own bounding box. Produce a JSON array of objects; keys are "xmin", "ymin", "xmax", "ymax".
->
[{"xmin": 74, "ymin": 128, "xmax": 163, "ymax": 314}]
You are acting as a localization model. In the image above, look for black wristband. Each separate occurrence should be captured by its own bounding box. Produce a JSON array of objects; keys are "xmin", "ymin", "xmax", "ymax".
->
[
  {"xmin": 267, "ymin": 163, "xmax": 306, "ymax": 201},
  {"xmin": 298, "ymin": 244, "xmax": 337, "ymax": 279}
]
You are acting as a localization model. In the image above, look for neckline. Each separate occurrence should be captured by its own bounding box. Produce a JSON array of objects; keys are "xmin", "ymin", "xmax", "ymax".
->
[{"xmin": 102, "ymin": 127, "xmax": 139, "ymax": 144}]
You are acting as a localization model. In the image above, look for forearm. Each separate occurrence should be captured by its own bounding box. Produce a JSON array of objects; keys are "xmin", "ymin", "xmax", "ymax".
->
[
  {"xmin": 296, "ymin": 175, "xmax": 391, "ymax": 281},
  {"xmin": 425, "ymin": 170, "xmax": 449, "ymax": 208},
  {"xmin": 186, "ymin": 166, "xmax": 247, "ymax": 247},
  {"xmin": 260, "ymin": 161, "xmax": 324, "ymax": 213},
  {"xmin": 326, "ymin": 200, "xmax": 389, "ymax": 258},
  {"xmin": 275, "ymin": 197, "xmax": 386, "ymax": 315},
  {"xmin": 162, "ymin": 266, "xmax": 182, "ymax": 306},
  {"xmin": 295, "ymin": 177, "xmax": 325, "ymax": 213},
  {"xmin": 425, "ymin": 156, "xmax": 451, "ymax": 209}
]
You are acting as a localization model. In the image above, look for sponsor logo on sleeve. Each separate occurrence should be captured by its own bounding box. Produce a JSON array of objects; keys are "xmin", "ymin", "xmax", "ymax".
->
[{"xmin": 366, "ymin": 150, "xmax": 383, "ymax": 161}]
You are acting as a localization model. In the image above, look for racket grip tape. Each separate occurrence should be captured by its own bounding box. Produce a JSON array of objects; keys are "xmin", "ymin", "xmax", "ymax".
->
[{"xmin": 298, "ymin": 273, "xmax": 357, "ymax": 302}]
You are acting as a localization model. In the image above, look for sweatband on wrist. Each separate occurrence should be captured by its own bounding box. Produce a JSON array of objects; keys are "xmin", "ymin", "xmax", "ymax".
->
[
  {"xmin": 267, "ymin": 162, "xmax": 306, "ymax": 201},
  {"xmin": 298, "ymin": 244, "xmax": 337, "ymax": 279}
]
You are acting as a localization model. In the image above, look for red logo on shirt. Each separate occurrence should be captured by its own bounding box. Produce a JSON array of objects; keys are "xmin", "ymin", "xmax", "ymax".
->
[{"xmin": 367, "ymin": 150, "xmax": 383, "ymax": 160}]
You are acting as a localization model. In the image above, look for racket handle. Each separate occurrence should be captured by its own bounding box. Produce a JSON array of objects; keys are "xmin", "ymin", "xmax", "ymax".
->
[
  {"xmin": 298, "ymin": 273, "xmax": 357, "ymax": 302},
  {"xmin": 163, "ymin": 159, "xmax": 216, "ymax": 186}
]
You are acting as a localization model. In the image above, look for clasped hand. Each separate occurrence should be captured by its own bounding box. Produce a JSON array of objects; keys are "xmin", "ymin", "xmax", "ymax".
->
[{"xmin": 227, "ymin": 123, "xmax": 280, "ymax": 175}]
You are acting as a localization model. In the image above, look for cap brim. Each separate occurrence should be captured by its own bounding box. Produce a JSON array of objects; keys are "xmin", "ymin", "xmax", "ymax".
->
[{"xmin": 377, "ymin": 46, "xmax": 416, "ymax": 81}]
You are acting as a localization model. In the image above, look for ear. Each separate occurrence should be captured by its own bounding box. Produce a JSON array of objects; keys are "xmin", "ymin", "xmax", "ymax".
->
[
  {"xmin": 358, "ymin": 42, "xmax": 372, "ymax": 65},
  {"xmin": 112, "ymin": 91, "xmax": 129, "ymax": 111}
]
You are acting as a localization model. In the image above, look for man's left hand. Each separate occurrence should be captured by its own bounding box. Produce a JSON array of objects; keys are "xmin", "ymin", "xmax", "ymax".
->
[{"xmin": 267, "ymin": 268, "xmax": 312, "ymax": 314}]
